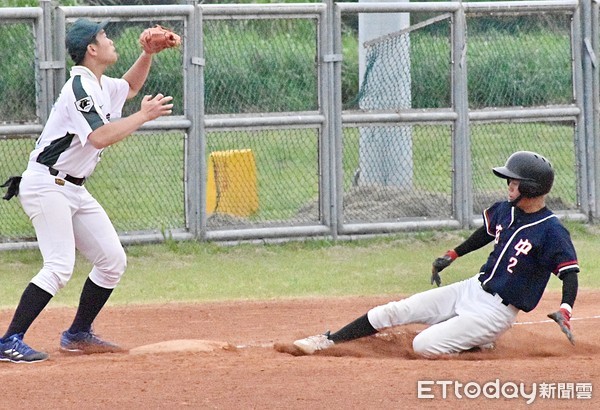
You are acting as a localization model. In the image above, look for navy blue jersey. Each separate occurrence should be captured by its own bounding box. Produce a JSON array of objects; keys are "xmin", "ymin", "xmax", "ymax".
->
[{"xmin": 478, "ymin": 201, "xmax": 579, "ymax": 312}]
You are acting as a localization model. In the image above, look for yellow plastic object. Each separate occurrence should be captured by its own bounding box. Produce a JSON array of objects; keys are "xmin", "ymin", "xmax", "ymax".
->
[{"xmin": 206, "ymin": 149, "xmax": 259, "ymax": 217}]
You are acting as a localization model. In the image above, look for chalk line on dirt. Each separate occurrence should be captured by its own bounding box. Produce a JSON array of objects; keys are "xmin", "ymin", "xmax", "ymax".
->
[{"xmin": 514, "ymin": 315, "xmax": 600, "ymax": 325}]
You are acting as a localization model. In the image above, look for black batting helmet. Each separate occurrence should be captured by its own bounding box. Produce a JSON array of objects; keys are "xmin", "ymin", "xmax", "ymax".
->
[{"xmin": 492, "ymin": 151, "xmax": 554, "ymax": 197}]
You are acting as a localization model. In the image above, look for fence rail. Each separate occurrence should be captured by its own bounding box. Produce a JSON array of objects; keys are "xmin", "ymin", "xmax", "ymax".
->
[{"xmin": 0, "ymin": 0, "xmax": 597, "ymax": 249}]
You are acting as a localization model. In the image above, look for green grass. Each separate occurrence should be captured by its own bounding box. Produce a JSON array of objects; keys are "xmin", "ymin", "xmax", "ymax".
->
[{"xmin": 0, "ymin": 221, "xmax": 596, "ymax": 309}]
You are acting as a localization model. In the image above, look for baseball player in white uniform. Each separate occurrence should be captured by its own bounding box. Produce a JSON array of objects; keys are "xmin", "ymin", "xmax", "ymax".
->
[
  {"xmin": 0, "ymin": 19, "xmax": 173, "ymax": 363},
  {"xmin": 294, "ymin": 151, "xmax": 579, "ymax": 357}
]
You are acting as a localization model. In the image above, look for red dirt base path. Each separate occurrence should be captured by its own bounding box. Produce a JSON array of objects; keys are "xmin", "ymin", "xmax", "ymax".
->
[{"xmin": 1, "ymin": 290, "xmax": 599, "ymax": 409}]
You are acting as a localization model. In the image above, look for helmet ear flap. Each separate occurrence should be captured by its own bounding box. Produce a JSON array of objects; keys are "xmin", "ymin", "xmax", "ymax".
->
[{"xmin": 518, "ymin": 180, "xmax": 542, "ymax": 197}]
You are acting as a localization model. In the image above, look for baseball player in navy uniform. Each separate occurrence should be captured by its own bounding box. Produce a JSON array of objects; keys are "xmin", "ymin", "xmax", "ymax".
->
[
  {"xmin": 0, "ymin": 19, "xmax": 173, "ymax": 363},
  {"xmin": 294, "ymin": 151, "xmax": 579, "ymax": 356}
]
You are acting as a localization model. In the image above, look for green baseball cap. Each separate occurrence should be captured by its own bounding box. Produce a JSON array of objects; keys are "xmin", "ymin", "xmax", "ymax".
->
[{"xmin": 66, "ymin": 18, "xmax": 109, "ymax": 65}]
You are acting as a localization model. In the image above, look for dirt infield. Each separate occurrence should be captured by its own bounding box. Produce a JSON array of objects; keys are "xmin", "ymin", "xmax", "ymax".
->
[{"xmin": 1, "ymin": 290, "xmax": 599, "ymax": 409}]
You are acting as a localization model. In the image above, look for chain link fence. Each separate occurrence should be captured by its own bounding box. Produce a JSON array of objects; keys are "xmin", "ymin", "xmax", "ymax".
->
[
  {"xmin": 466, "ymin": 12, "xmax": 573, "ymax": 108},
  {"xmin": 470, "ymin": 121, "xmax": 579, "ymax": 213},
  {"xmin": 0, "ymin": 21, "xmax": 37, "ymax": 122},
  {"xmin": 86, "ymin": 132, "xmax": 186, "ymax": 233},
  {"xmin": 203, "ymin": 18, "xmax": 318, "ymax": 114},
  {"xmin": 0, "ymin": 1, "xmax": 595, "ymax": 246},
  {"xmin": 337, "ymin": 1, "xmax": 585, "ymax": 236},
  {"xmin": 342, "ymin": 124, "xmax": 453, "ymax": 222}
]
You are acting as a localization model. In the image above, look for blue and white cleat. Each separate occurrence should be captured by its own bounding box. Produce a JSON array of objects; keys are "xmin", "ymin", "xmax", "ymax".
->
[
  {"xmin": 60, "ymin": 329, "xmax": 126, "ymax": 354},
  {"xmin": 0, "ymin": 333, "xmax": 48, "ymax": 363}
]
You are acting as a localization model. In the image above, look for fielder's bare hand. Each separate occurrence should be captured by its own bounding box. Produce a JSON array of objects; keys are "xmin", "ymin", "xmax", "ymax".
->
[
  {"xmin": 141, "ymin": 93, "xmax": 173, "ymax": 121},
  {"xmin": 547, "ymin": 308, "xmax": 575, "ymax": 345}
]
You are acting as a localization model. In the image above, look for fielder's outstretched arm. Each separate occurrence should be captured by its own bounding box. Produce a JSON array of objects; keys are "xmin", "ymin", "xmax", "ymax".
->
[{"xmin": 87, "ymin": 94, "xmax": 173, "ymax": 149}]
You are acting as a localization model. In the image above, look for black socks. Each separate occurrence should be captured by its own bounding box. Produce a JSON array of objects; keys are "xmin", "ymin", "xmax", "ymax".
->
[
  {"xmin": 67, "ymin": 278, "xmax": 113, "ymax": 334},
  {"xmin": 329, "ymin": 313, "xmax": 378, "ymax": 343},
  {"xmin": 3, "ymin": 283, "xmax": 53, "ymax": 339},
  {"xmin": 2, "ymin": 278, "xmax": 114, "ymax": 340}
]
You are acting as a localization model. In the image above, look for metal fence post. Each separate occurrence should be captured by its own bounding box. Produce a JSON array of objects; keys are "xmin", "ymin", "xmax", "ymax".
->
[
  {"xmin": 38, "ymin": 0, "xmax": 53, "ymax": 121},
  {"xmin": 54, "ymin": 7, "xmax": 66, "ymax": 110},
  {"xmin": 185, "ymin": 1, "xmax": 204, "ymax": 240},
  {"xmin": 574, "ymin": 2, "xmax": 591, "ymax": 218},
  {"xmin": 451, "ymin": 4, "xmax": 472, "ymax": 228},
  {"xmin": 323, "ymin": 0, "xmax": 338, "ymax": 239},
  {"xmin": 332, "ymin": 1, "xmax": 344, "ymax": 239},
  {"xmin": 585, "ymin": 0, "xmax": 600, "ymax": 220}
]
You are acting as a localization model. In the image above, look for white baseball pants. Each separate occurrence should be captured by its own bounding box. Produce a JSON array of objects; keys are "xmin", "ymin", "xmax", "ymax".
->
[
  {"xmin": 367, "ymin": 275, "xmax": 519, "ymax": 356},
  {"xmin": 17, "ymin": 163, "xmax": 126, "ymax": 296}
]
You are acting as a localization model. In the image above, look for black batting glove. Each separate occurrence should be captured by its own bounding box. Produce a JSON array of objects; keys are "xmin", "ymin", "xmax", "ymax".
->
[{"xmin": 431, "ymin": 250, "xmax": 458, "ymax": 287}]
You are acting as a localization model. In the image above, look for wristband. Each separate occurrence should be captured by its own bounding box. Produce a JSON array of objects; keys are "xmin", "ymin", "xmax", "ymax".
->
[
  {"xmin": 445, "ymin": 249, "xmax": 459, "ymax": 261},
  {"xmin": 560, "ymin": 303, "xmax": 572, "ymax": 314}
]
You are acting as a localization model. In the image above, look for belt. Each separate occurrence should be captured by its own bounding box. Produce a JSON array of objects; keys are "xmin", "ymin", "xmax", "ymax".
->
[
  {"xmin": 48, "ymin": 167, "xmax": 86, "ymax": 186},
  {"xmin": 481, "ymin": 282, "xmax": 510, "ymax": 306}
]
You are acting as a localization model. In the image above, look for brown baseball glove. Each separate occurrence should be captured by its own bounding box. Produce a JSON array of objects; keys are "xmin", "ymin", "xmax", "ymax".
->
[{"xmin": 139, "ymin": 25, "xmax": 181, "ymax": 54}]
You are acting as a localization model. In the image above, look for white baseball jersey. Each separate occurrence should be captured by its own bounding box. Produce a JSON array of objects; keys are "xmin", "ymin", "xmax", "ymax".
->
[
  {"xmin": 30, "ymin": 66, "xmax": 129, "ymax": 178},
  {"xmin": 18, "ymin": 65, "xmax": 130, "ymax": 296}
]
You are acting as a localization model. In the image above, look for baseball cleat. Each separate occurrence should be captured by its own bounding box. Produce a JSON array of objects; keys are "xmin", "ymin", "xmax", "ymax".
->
[
  {"xmin": 60, "ymin": 330, "xmax": 126, "ymax": 354},
  {"xmin": 464, "ymin": 342, "xmax": 496, "ymax": 353},
  {"xmin": 0, "ymin": 333, "xmax": 48, "ymax": 363},
  {"xmin": 293, "ymin": 331, "xmax": 334, "ymax": 355},
  {"xmin": 479, "ymin": 342, "xmax": 496, "ymax": 351}
]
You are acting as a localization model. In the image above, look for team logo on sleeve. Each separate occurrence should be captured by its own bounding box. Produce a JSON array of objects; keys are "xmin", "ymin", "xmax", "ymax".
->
[{"xmin": 75, "ymin": 96, "xmax": 94, "ymax": 113}]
